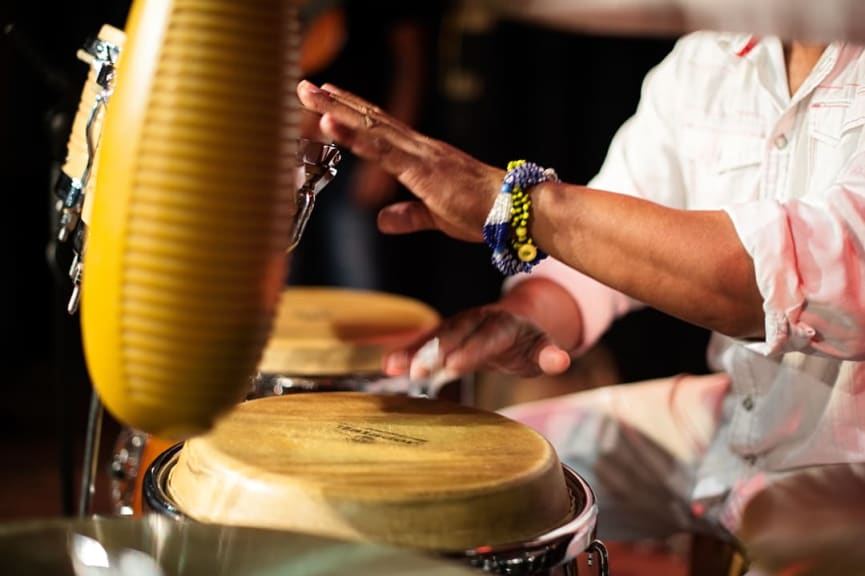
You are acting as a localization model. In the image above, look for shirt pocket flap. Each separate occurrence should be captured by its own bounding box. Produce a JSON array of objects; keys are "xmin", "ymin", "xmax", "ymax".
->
[
  {"xmin": 681, "ymin": 121, "xmax": 764, "ymax": 173},
  {"xmin": 717, "ymin": 134, "xmax": 764, "ymax": 173},
  {"xmin": 810, "ymin": 86, "xmax": 865, "ymax": 146},
  {"xmin": 843, "ymin": 87, "xmax": 865, "ymax": 132}
]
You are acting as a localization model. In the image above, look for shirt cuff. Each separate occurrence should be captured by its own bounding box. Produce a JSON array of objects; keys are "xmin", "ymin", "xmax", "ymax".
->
[{"xmin": 722, "ymin": 201, "xmax": 814, "ymax": 356}]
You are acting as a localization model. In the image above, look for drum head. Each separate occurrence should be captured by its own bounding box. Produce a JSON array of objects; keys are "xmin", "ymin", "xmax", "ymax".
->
[
  {"xmin": 0, "ymin": 515, "xmax": 479, "ymax": 575},
  {"xmin": 158, "ymin": 393, "xmax": 573, "ymax": 551},
  {"xmin": 257, "ymin": 287, "xmax": 439, "ymax": 376}
]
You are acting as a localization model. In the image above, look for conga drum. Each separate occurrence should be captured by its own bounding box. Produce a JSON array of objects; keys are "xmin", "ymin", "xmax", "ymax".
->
[
  {"xmin": 252, "ymin": 286, "xmax": 441, "ymax": 395},
  {"xmin": 144, "ymin": 393, "xmax": 609, "ymax": 575},
  {"xmin": 111, "ymin": 287, "xmax": 441, "ymax": 515}
]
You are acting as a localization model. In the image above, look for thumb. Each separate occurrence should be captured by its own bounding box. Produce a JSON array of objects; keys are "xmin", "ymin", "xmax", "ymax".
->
[
  {"xmin": 536, "ymin": 342, "xmax": 572, "ymax": 375},
  {"xmin": 378, "ymin": 201, "xmax": 437, "ymax": 234}
]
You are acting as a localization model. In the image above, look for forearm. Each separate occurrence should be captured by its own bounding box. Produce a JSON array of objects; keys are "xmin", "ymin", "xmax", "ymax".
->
[
  {"xmin": 530, "ymin": 182, "xmax": 764, "ymax": 339},
  {"xmin": 495, "ymin": 276, "xmax": 585, "ymax": 351}
]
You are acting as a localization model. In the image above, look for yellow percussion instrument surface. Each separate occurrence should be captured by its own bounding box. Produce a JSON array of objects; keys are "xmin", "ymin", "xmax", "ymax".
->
[
  {"xmin": 82, "ymin": 0, "xmax": 302, "ymax": 439},
  {"xmin": 258, "ymin": 287, "xmax": 440, "ymax": 376},
  {"xmin": 166, "ymin": 393, "xmax": 572, "ymax": 551}
]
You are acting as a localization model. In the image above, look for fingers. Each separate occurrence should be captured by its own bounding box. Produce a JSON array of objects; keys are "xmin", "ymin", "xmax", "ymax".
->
[
  {"xmin": 382, "ymin": 312, "xmax": 487, "ymax": 377},
  {"xmin": 377, "ymin": 201, "xmax": 436, "ymax": 234},
  {"xmin": 319, "ymin": 83, "xmax": 410, "ymax": 131},
  {"xmin": 298, "ymin": 82, "xmax": 421, "ymax": 180},
  {"xmin": 447, "ymin": 314, "xmax": 569, "ymax": 377},
  {"xmin": 298, "ymin": 80, "xmax": 407, "ymax": 140},
  {"xmin": 382, "ymin": 330, "xmax": 440, "ymax": 376},
  {"xmin": 317, "ymin": 109, "xmax": 417, "ymax": 176},
  {"xmin": 298, "ymin": 107, "xmax": 327, "ymax": 141},
  {"xmin": 382, "ymin": 308, "xmax": 566, "ymax": 380},
  {"xmin": 383, "ymin": 349, "xmax": 411, "ymax": 376}
]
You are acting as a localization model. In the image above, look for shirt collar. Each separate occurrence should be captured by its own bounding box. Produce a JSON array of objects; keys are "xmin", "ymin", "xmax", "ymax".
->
[
  {"xmin": 713, "ymin": 33, "xmax": 846, "ymax": 109},
  {"xmin": 715, "ymin": 33, "xmax": 844, "ymax": 63},
  {"xmin": 713, "ymin": 33, "xmax": 760, "ymax": 58}
]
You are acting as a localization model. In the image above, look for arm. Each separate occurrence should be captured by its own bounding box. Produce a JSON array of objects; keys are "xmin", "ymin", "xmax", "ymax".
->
[
  {"xmin": 529, "ymin": 184, "xmax": 764, "ymax": 339},
  {"xmin": 506, "ymin": 37, "xmax": 865, "ymax": 358},
  {"xmin": 502, "ymin": 35, "xmax": 763, "ymax": 341},
  {"xmin": 297, "ymin": 33, "xmax": 763, "ymax": 340},
  {"xmin": 297, "ymin": 36, "xmax": 865, "ymax": 362},
  {"xmin": 296, "ymin": 78, "xmax": 763, "ymax": 341}
]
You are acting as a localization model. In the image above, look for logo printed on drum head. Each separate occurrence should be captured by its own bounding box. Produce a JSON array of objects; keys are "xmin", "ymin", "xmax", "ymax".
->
[{"xmin": 336, "ymin": 423, "xmax": 427, "ymax": 446}]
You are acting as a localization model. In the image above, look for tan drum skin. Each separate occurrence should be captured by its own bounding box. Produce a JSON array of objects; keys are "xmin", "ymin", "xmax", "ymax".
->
[
  {"xmin": 162, "ymin": 393, "xmax": 572, "ymax": 552},
  {"xmin": 258, "ymin": 287, "xmax": 441, "ymax": 376}
]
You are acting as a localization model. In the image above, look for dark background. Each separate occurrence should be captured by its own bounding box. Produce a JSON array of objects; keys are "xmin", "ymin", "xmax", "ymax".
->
[{"xmin": 4, "ymin": 1, "xmax": 709, "ymax": 518}]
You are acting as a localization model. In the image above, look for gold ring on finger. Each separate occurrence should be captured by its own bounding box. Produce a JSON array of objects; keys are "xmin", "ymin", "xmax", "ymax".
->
[{"xmin": 362, "ymin": 107, "xmax": 377, "ymax": 129}]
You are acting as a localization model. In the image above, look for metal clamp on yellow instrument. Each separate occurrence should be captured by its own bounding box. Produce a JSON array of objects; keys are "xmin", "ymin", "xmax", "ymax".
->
[{"xmin": 53, "ymin": 24, "xmax": 125, "ymax": 314}]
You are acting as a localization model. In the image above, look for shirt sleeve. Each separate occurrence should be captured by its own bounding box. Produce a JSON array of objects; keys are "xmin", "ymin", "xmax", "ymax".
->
[
  {"xmin": 585, "ymin": 34, "xmax": 691, "ymax": 208},
  {"xmin": 723, "ymin": 147, "xmax": 865, "ymax": 360}
]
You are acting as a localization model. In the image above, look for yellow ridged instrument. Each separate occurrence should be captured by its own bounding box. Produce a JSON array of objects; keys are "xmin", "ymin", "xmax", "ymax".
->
[{"xmin": 82, "ymin": 0, "xmax": 301, "ymax": 439}]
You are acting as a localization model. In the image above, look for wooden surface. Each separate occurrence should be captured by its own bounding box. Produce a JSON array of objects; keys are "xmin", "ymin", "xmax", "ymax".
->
[
  {"xmin": 258, "ymin": 287, "xmax": 440, "ymax": 376},
  {"xmin": 166, "ymin": 393, "xmax": 571, "ymax": 551}
]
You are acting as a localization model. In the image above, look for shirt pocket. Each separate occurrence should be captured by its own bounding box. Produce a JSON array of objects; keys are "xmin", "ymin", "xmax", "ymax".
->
[
  {"xmin": 808, "ymin": 85, "xmax": 865, "ymax": 190},
  {"xmin": 679, "ymin": 118, "xmax": 765, "ymax": 206},
  {"xmin": 716, "ymin": 131, "xmax": 765, "ymax": 173},
  {"xmin": 809, "ymin": 85, "xmax": 865, "ymax": 145}
]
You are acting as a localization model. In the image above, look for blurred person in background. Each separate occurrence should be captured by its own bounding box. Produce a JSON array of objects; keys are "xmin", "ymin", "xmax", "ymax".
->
[{"xmin": 290, "ymin": 0, "xmax": 441, "ymax": 290}]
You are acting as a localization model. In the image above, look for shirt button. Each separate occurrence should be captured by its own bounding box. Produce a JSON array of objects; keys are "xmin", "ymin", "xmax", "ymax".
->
[
  {"xmin": 742, "ymin": 395, "xmax": 755, "ymax": 411},
  {"xmin": 774, "ymin": 134, "xmax": 788, "ymax": 149}
]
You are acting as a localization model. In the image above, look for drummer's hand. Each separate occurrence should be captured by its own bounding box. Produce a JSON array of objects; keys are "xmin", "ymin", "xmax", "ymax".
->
[
  {"xmin": 383, "ymin": 305, "xmax": 572, "ymax": 380},
  {"xmin": 297, "ymin": 80, "xmax": 504, "ymax": 242}
]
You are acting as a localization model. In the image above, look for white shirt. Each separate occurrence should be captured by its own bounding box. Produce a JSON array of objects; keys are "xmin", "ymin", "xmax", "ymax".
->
[{"xmin": 510, "ymin": 31, "xmax": 865, "ymax": 527}]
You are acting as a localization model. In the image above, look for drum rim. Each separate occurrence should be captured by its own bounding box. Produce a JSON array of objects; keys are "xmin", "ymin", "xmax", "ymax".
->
[
  {"xmin": 143, "ymin": 443, "xmax": 599, "ymax": 571},
  {"xmin": 142, "ymin": 442, "xmax": 185, "ymax": 520},
  {"xmin": 254, "ymin": 372, "xmax": 382, "ymax": 387},
  {"xmin": 449, "ymin": 465, "xmax": 599, "ymax": 572}
]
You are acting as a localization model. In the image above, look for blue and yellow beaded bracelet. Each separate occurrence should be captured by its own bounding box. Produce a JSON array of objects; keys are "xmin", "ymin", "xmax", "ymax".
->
[{"xmin": 482, "ymin": 160, "xmax": 558, "ymax": 275}]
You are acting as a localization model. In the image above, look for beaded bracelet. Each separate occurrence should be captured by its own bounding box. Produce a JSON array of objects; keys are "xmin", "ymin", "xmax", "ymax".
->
[{"xmin": 482, "ymin": 160, "xmax": 558, "ymax": 275}]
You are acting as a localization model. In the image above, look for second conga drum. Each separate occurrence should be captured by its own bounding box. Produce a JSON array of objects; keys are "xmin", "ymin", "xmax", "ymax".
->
[
  {"xmin": 252, "ymin": 286, "xmax": 441, "ymax": 394},
  {"xmin": 145, "ymin": 393, "xmax": 609, "ymax": 575}
]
